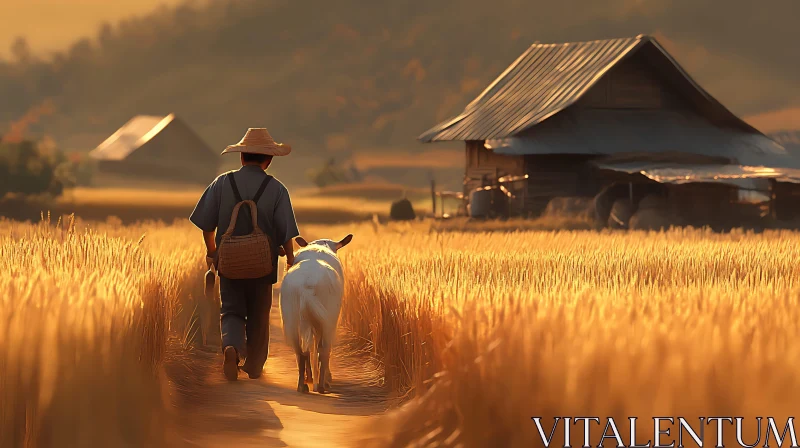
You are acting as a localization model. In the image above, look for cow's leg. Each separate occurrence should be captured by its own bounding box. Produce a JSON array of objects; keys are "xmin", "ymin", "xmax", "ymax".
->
[
  {"xmin": 305, "ymin": 354, "xmax": 313, "ymax": 384},
  {"xmin": 319, "ymin": 338, "xmax": 332, "ymax": 389},
  {"xmin": 315, "ymin": 340, "xmax": 332, "ymax": 394},
  {"xmin": 296, "ymin": 352, "xmax": 309, "ymax": 393}
]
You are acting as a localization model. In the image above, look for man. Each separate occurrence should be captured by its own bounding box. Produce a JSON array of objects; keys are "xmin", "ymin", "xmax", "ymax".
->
[{"xmin": 189, "ymin": 128, "xmax": 299, "ymax": 381}]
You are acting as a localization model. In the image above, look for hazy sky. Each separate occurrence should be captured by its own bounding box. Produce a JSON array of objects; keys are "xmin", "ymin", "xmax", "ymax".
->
[{"xmin": 0, "ymin": 0, "xmax": 186, "ymax": 56}]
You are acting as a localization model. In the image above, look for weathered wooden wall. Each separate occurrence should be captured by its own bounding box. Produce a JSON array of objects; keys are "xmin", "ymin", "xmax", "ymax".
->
[
  {"xmin": 773, "ymin": 181, "xmax": 800, "ymax": 221},
  {"xmin": 522, "ymin": 155, "xmax": 603, "ymax": 216},
  {"xmin": 665, "ymin": 184, "xmax": 738, "ymax": 228},
  {"xmin": 459, "ymin": 48, "xmax": 757, "ymax": 219},
  {"xmin": 96, "ymin": 159, "xmax": 218, "ymax": 185},
  {"xmin": 577, "ymin": 50, "xmax": 686, "ymax": 111},
  {"xmin": 463, "ymin": 140, "xmax": 524, "ymax": 194},
  {"xmin": 97, "ymin": 119, "xmax": 219, "ymax": 185}
]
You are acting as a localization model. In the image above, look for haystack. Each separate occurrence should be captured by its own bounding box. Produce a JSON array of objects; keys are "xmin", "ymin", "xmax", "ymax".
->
[{"xmin": 390, "ymin": 198, "xmax": 416, "ymax": 221}]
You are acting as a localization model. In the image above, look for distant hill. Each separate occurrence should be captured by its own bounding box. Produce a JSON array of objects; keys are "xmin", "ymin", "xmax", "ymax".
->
[{"xmin": 1, "ymin": 0, "xmax": 798, "ymax": 161}]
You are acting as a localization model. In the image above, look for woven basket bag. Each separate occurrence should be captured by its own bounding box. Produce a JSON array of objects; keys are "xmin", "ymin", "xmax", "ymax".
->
[{"xmin": 216, "ymin": 199, "xmax": 273, "ymax": 279}]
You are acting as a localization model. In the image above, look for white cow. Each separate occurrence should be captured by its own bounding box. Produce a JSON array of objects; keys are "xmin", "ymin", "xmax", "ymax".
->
[{"xmin": 279, "ymin": 234, "xmax": 353, "ymax": 394}]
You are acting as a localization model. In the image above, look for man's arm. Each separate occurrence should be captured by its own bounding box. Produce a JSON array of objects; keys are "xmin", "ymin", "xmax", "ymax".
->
[
  {"xmin": 282, "ymin": 238, "xmax": 295, "ymax": 267},
  {"xmin": 190, "ymin": 176, "xmax": 223, "ymax": 267},
  {"xmin": 203, "ymin": 231, "xmax": 217, "ymax": 268},
  {"xmin": 273, "ymin": 184, "xmax": 301, "ymax": 268},
  {"xmin": 203, "ymin": 231, "xmax": 217, "ymax": 256}
]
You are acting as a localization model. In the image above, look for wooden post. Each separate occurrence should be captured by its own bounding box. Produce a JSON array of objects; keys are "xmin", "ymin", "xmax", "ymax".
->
[
  {"xmin": 522, "ymin": 175, "xmax": 528, "ymax": 218},
  {"xmin": 629, "ymin": 182, "xmax": 634, "ymax": 206},
  {"xmin": 431, "ymin": 179, "xmax": 437, "ymax": 218},
  {"xmin": 769, "ymin": 179, "xmax": 777, "ymax": 219}
]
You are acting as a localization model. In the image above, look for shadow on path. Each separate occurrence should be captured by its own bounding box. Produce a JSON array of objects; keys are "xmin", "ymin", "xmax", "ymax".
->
[{"xmin": 172, "ymin": 296, "xmax": 388, "ymax": 448}]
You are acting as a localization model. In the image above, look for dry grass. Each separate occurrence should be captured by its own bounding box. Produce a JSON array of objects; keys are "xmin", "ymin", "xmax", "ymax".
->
[
  {"xmin": 352, "ymin": 148, "xmax": 464, "ymax": 170},
  {"xmin": 0, "ymin": 216, "xmax": 207, "ymax": 447},
  {"xmin": 6, "ymin": 213, "xmax": 800, "ymax": 447},
  {"xmin": 293, "ymin": 182, "xmax": 430, "ymax": 202},
  {"xmin": 303, "ymin": 222, "xmax": 800, "ymax": 447},
  {"xmin": 429, "ymin": 215, "xmax": 600, "ymax": 232},
  {"xmin": 58, "ymin": 187, "xmax": 203, "ymax": 207},
  {"xmin": 61, "ymin": 183, "xmax": 427, "ymax": 209},
  {"xmin": 0, "ymin": 184, "xmax": 432, "ymax": 225}
]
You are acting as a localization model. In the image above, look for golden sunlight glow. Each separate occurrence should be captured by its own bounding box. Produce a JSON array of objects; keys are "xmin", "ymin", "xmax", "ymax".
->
[{"xmin": 0, "ymin": 0, "xmax": 188, "ymax": 57}]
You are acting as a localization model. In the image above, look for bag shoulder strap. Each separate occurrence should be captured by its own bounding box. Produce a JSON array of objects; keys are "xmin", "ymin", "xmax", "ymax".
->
[
  {"xmin": 252, "ymin": 175, "xmax": 273, "ymax": 204},
  {"xmin": 224, "ymin": 173, "xmax": 272, "ymax": 237},
  {"xmin": 229, "ymin": 172, "xmax": 272, "ymax": 203},
  {"xmin": 228, "ymin": 173, "xmax": 243, "ymax": 203}
]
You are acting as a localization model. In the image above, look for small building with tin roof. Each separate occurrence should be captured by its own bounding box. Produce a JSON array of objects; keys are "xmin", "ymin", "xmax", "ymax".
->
[
  {"xmin": 89, "ymin": 114, "xmax": 218, "ymax": 185},
  {"xmin": 420, "ymin": 34, "xmax": 800, "ymax": 226}
]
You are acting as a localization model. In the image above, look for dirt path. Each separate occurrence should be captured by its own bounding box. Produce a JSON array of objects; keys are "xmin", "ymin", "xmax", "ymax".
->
[{"xmin": 172, "ymin": 292, "xmax": 389, "ymax": 448}]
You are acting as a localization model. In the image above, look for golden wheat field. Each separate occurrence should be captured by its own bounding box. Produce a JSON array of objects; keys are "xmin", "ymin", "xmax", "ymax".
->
[
  {"xmin": 323, "ymin": 222, "xmax": 800, "ymax": 447},
  {"xmin": 2, "ymin": 217, "xmax": 800, "ymax": 447},
  {"xmin": 0, "ymin": 216, "xmax": 208, "ymax": 447}
]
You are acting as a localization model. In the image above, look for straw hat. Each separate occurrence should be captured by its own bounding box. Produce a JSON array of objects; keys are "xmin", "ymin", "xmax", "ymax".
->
[{"xmin": 221, "ymin": 128, "xmax": 292, "ymax": 156}]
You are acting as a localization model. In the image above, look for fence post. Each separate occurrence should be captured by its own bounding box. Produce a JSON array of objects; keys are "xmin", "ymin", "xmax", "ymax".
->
[
  {"xmin": 629, "ymin": 182, "xmax": 634, "ymax": 206},
  {"xmin": 769, "ymin": 179, "xmax": 777, "ymax": 219},
  {"xmin": 431, "ymin": 179, "xmax": 437, "ymax": 218}
]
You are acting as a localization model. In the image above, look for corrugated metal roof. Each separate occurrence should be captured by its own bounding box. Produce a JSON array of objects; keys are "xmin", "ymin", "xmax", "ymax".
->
[
  {"xmin": 770, "ymin": 130, "xmax": 800, "ymax": 157},
  {"xmin": 89, "ymin": 114, "xmax": 174, "ymax": 161},
  {"xmin": 595, "ymin": 162, "xmax": 800, "ymax": 185},
  {"xmin": 483, "ymin": 108, "xmax": 798, "ymax": 168},
  {"xmin": 419, "ymin": 34, "xmax": 762, "ymax": 143},
  {"xmin": 420, "ymin": 36, "xmax": 642, "ymax": 142},
  {"xmin": 771, "ymin": 130, "xmax": 800, "ymax": 145}
]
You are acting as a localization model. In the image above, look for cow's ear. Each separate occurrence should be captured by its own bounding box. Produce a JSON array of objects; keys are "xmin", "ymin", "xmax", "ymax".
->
[
  {"xmin": 295, "ymin": 236, "xmax": 308, "ymax": 247},
  {"xmin": 336, "ymin": 234, "xmax": 353, "ymax": 250}
]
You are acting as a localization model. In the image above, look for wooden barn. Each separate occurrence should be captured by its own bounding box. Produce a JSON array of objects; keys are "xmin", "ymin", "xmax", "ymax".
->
[
  {"xmin": 420, "ymin": 35, "xmax": 800, "ymax": 227},
  {"xmin": 769, "ymin": 130, "xmax": 800, "ymax": 220},
  {"xmin": 89, "ymin": 114, "xmax": 218, "ymax": 185}
]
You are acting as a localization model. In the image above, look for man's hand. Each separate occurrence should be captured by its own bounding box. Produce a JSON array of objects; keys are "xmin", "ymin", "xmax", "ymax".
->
[
  {"xmin": 205, "ymin": 250, "xmax": 216, "ymax": 269},
  {"xmin": 282, "ymin": 239, "xmax": 295, "ymax": 270},
  {"xmin": 202, "ymin": 230, "xmax": 217, "ymax": 269}
]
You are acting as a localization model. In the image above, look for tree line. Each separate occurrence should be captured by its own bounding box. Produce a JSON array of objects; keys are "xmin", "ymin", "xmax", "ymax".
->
[{"xmin": 0, "ymin": 0, "xmax": 797, "ymax": 156}]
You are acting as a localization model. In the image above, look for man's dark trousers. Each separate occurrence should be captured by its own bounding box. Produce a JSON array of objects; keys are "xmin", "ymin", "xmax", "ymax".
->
[{"xmin": 219, "ymin": 275, "xmax": 272, "ymax": 374}]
